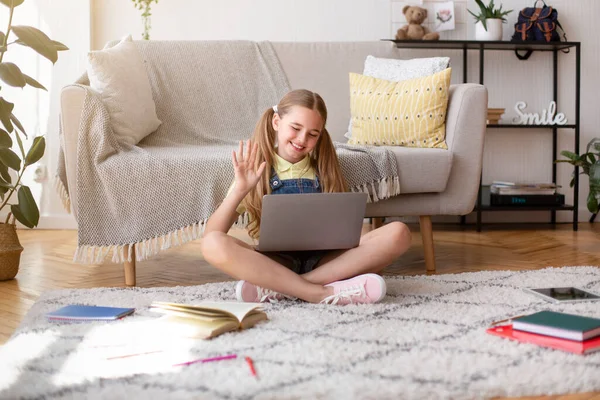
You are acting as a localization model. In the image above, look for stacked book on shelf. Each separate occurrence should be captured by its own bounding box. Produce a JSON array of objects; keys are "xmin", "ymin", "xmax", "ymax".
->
[
  {"xmin": 490, "ymin": 181, "xmax": 564, "ymax": 206},
  {"xmin": 487, "ymin": 311, "xmax": 600, "ymax": 355}
]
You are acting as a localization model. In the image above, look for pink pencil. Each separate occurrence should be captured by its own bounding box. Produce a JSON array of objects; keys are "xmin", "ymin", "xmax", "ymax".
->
[{"xmin": 173, "ymin": 354, "xmax": 237, "ymax": 367}]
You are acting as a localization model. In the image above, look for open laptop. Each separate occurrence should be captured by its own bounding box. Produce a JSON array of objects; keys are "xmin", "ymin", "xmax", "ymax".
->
[{"xmin": 256, "ymin": 192, "xmax": 368, "ymax": 252}]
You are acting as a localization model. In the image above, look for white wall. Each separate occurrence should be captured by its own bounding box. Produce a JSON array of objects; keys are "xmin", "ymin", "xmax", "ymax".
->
[
  {"xmin": 40, "ymin": 0, "xmax": 600, "ymax": 227},
  {"xmin": 39, "ymin": 0, "xmax": 90, "ymax": 230},
  {"xmin": 92, "ymin": 0, "xmax": 393, "ymax": 47}
]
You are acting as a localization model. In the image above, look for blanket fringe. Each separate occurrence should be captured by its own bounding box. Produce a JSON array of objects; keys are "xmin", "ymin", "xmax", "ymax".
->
[
  {"xmin": 233, "ymin": 211, "xmax": 250, "ymax": 230},
  {"xmin": 351, "ymin": 176, "xmax": 400, "ymax": 203},
  {"xmin": 73, "ymin": 219, "xmax": 210, "ymax": 264},
  {"xmin": 53, "ymin": 176, "xmax": 71, "ymax": 213}
]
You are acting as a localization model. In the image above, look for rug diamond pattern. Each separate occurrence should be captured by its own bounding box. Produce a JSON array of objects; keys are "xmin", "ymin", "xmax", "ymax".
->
[{"xmin": 1, "ymin": 267, "xmax": 599, "ymax": 399}]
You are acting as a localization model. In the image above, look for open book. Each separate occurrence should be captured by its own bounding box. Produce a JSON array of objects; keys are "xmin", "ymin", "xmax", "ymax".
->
[{"xmin": 150, "ymin": 301, "xmax": 268, "ymax": 339}]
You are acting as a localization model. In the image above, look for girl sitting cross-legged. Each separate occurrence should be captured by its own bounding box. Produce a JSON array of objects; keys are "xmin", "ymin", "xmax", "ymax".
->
[{"xmin": 200, "ymin": 89, "xmax": 412, "ymax": 305}]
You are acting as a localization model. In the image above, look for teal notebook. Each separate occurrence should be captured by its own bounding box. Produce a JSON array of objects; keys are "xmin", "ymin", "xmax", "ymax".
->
[{"xmin": 513, "ymin": 311, "xmax": 600, "ymax": 341}]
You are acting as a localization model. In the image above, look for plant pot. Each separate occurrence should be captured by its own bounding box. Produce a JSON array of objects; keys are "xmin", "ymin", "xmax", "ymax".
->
[
  {"xmin": 475, "ymin": 19, "xmax": 503, "ymax": 40},
  {"xmin": 0, "ymin": 223, "xmax": 23, "ymax": 281}
]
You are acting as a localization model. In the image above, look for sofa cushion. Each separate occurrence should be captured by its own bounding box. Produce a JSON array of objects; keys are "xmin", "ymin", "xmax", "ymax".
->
[
  {"xmin": 390, "ymin": 146, "xmax": 453, "ymax": 193},
  {"xmin": 347, "ymin": 69, "xmax": 451, "ymax": 149},
  {"xmin": 87, "ymin": 35, "xmax": 161, "ymax": 145},
  {"xmin": 363, "ymin": 55, "xmax": 450, "ymax": 83},
  {"xmin": 345, "ymin": 55, "xmax": 450, "ymax": 139}
]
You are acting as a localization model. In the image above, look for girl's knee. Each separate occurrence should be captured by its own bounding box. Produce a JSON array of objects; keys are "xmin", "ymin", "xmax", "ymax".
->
[
  {"xmin": 386, "ymin": 221, "xmax": 412, "ymax": 251},
  {"xmin": 200, "ymin": 231, "xmax": 232, "ymax": 265}
]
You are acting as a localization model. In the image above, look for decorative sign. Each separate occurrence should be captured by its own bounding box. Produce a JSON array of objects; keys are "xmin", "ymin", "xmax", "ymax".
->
[
  {"xmin": 512, "ymin": 101, "xmax": 568, "ymax": 125},
  {"xmin": 434, "ymin": 1, "xmax": 455, "ymax": 32}
]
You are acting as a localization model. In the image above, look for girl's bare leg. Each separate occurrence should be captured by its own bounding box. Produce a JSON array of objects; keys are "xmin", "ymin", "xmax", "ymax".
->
[
  {"xmin": 301, "ymin": 221, "xmax": 411, "ymax": 285},
  {"xmin": 201, "ymin": 232, "xmax": 331, "ymax": 303}
]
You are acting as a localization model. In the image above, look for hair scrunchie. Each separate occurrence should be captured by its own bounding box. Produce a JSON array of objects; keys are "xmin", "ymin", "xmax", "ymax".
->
[{"xmin": 272, "ymin": 105, "xmax": 278, "ymax": 114}]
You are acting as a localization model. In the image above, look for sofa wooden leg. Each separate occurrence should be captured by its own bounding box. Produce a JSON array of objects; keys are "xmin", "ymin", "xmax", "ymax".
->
[
  {"xmin": 123, "ymin": 245, "xmax": 136, "ymax": 287},
  {"xmin": 419, "ymin": 215, "xmax": 436, "ymax": 273},
  {"xmin": 371, "ymin": 217, "xmax": 384, "ymax": 230}
]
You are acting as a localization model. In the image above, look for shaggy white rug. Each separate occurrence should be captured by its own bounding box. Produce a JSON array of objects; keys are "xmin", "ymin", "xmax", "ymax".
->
[{"xmin": 1, "ymin": 267, "xmax": 600, "ymax": 400}]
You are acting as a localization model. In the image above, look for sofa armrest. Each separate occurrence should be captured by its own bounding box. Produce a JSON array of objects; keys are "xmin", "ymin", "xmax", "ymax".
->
[
  {"xmin": 441, "ymin": 83, "xmax": 488, "ymax": 214},
  {"xmin": 60, "ymin": 85, "xmax": 88, "ymax": 220},
  {"xmin": 365, "ymin": 83, "xmax": 488, "ymax": 217}
]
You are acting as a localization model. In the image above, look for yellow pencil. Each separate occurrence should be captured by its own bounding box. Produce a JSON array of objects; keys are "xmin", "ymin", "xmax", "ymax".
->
[{"xmin": 490, "ymin": 314, "xmax": 526, "ymax": 326}]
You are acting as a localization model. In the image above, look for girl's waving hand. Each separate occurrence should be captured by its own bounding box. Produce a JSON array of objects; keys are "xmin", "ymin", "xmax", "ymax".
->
[{"xmin": 232, "ymin": 139, "xmax": 266, "ymax": 195}]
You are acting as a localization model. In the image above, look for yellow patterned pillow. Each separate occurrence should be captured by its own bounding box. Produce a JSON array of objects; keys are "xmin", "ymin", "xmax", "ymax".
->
[{"xmin": 347, "ymin": 68, "xmax": 451, "ymax": 149}]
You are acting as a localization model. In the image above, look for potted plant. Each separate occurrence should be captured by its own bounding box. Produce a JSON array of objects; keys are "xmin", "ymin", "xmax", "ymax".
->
[
  {"xmin": 468, "ymin": 0, "xmax": 512, "ymax": 41},
  {"xmin": 556, "ymin": 138, "xmax": 600, "ymax": 220},
  {"xmin": 131, "ymin": 0, "xmax": 159, "ymax": 40},
  {"xmin": 0, "ymin": 0, "xmax": 68, "ymax": 280}
]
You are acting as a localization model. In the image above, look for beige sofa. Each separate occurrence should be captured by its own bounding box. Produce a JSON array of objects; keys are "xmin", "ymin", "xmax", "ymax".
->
[{"xmin": 60, "ymin": 41, "xmax": 487, "ymax": 286}]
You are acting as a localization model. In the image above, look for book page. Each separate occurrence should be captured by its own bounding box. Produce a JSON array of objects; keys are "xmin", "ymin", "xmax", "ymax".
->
[
  {"xmin": 152, "ymin": 307, "xmax": 234, "ymax": 322},
  {"xmin": 194, "ymin": 301, "xmax": 264, "ymax": 322},
  {"xmin": 152, "ymin": 301, "xmax": 263, "ymax": 322}
]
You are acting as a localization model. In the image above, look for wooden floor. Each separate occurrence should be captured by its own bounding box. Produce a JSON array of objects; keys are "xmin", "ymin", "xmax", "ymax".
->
[{"xmin": 1, "ymin": 223, "xmax": 599, "ymax": 400}]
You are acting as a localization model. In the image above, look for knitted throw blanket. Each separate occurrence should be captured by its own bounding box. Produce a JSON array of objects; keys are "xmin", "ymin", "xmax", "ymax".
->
[{"xmin": 55, "ymin": 41, "xmax": 400, "ymax": 264}]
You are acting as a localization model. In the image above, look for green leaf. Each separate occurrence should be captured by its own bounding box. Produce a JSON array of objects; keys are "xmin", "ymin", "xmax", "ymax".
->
[
  {"xmin": 590, "ymin": 163, "xmax": 600, "ymax": 186},
  {"xmin": 23, "ymin": 73, "xmax": 46, "ymax": 90},
  {"xmin": 0, "ymin": 62, "xmax": 26, "ymax": 87},
  {"xmin": 0, "ymin": 0, "xmax": 25, "ymax": 7},
  {"xmin": 586, "ymin": 138, "xmax": 600, "ymax": 153},
  {"xmin": 475, "ymin": 0, "xmax": 486, "ymax": 14},
  {"xmin": 14, "ymin": 124, "xmax": 24, "ymax": 155},
  {"xmin": 0, "ymin": 175, "xmax": 11, "ymax": 187},
  {"xmin": 0, "ymin": 128, "xmax": 12, "ymax": 147},
  {"xmin": 11, "ymin": 204, "xmax": 33, "ymax": 228},
  {"xmin": 587, "ymin": 191, "xmax": 599, "ymax": 214},
  {"xmin": 10, "ymin": 113, "xmax": 26, "ymax": 137},
  {"xmin": 587, "ymin": 153, "xmax": 597, "ymax": 165},
  {"xmin": 25, "ymin": 136, "xmax": 44, "ymax": 166},
  {"xmin": 11, "ymin": 25, "xmax": 58, "ymax": 64},
  {"xmin": 0, "ymin": 97, "xmax": 14, "ymax": 132},
  {"xmin": 17, "ymin": 185, "xmax": 39, "ymax": 227},
  {"xmin": 0, "ymin": 162, "xmax": 10, "ymax": 183},
  {"xmin": 16, "ymin": 39, "xmax": 69, "ymax": 52},
  {"xmin": 0, "ymin": 148, "xmax": 20, "ymax": 170},
  {"xmin": 559, "ymin": 150, "xmax": 580, "ymax": 161},
  {"xmin": 0, "ymin": 31, "xmax": 5, "ymax": 45},
  {"xmin": 52, "ymin": 40, "xmax": 69, "ymax": 51}
]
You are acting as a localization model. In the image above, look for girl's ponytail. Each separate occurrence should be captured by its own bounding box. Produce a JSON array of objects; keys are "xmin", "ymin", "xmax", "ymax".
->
[
  {"xmin": 313, "ymin": 127, "xmax": 347, "ymax": 193},
  {"xmin": 242, "ymin": 107, "xmax": 277, "ymax": 239}
]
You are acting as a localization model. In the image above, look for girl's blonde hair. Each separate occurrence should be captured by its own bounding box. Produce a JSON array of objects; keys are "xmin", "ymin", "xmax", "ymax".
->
[{"xmin": 242, "ymin": 89, "xmax": 347, "ymax": 239}]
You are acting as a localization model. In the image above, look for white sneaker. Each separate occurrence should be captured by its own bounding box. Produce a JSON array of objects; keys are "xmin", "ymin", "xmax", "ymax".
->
[
  {"xmin": 320, "ymin": 274, "xmax": 387, "ymax": 305},
  {"xmin": 235, "ymin": 280, "xmax": 297, "ymax": 303}
]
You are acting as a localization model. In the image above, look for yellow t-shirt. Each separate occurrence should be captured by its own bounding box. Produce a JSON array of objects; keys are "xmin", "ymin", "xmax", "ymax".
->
[{"xmin": 227, "ymin": 153, "xmax": 316, "ymax": 214}]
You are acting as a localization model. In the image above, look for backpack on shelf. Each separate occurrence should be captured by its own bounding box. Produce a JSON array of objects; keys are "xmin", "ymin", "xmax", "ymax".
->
[{"xmin": 510, "ymin": 0, "xmax": 568, "ymax": 59}]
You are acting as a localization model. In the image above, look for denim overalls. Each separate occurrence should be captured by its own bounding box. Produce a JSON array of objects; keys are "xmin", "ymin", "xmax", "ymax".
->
[
  {"xmin": 260, "ymin": 170, "xmax": 329, "ymax": 274},
  {"xmin": 269, "ymin": 170, "xmax": 321, "ymax": 195}
]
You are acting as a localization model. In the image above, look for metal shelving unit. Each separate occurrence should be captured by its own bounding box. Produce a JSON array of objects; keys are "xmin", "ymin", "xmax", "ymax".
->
[{"xmin": 387, "ymin": 39, "xmax": 581, "ymax": 232}]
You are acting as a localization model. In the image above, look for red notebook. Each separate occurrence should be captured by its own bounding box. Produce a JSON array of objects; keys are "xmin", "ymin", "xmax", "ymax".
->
[{"xmin": 487, "ymin": 325, "xmax": 600, "ymax": 355}]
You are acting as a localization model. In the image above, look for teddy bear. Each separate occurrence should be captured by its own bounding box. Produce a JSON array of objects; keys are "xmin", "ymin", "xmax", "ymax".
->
[{"xmin": 395, "ymin": 5, "xmax": 440, "ymax": 41}]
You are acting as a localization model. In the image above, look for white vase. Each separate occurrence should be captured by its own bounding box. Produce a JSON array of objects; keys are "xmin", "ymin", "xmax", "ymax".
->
[{"xmin": 475, "ymin": 19, "xmax": 503, "ymax": 40}]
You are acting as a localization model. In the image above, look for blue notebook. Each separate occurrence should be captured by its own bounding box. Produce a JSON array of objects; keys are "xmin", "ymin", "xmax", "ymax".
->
[{"xmin": 46, "ymin": 305, "xmax": 135, "ymax": 321}]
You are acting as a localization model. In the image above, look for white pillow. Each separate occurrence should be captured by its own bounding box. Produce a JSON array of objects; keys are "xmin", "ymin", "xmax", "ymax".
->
[
  {"xmin": 87, "ymin": 35, "xmax": 161, "ymax": 146},
  {"xmin": 344, "ymin": 55, "xmax": 450, "ymax": 139}
]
